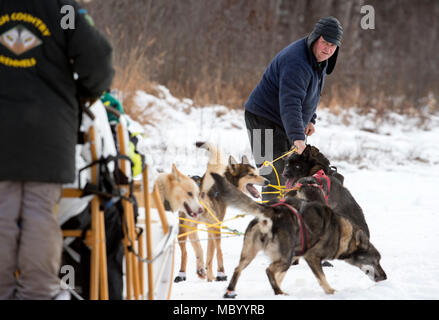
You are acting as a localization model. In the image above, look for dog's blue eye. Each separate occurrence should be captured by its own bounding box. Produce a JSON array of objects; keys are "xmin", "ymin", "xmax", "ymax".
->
[{"xmin": 295, "ymin": 165, "xmax": 301, "ymax": 169}]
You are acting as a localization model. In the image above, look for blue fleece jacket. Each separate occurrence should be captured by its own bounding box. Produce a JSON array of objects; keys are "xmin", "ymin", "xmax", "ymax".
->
[{"xmin": 245, "ymin": 37, "xmax": 327, "ymax": 142}]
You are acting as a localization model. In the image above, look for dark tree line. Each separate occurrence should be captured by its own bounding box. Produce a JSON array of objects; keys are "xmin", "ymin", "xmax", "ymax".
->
[{"xmin": 81, "ymin": 0, "xmax": 439, "ymax": 113}]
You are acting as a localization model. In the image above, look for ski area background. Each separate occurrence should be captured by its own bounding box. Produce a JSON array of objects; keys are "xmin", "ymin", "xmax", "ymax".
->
[{"xmin": 79, "ymin": 0, "xmax": 439, "ymax": 299}]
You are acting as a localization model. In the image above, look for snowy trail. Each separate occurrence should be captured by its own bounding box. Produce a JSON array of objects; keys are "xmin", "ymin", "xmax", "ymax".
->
[{"xmin": 170, "ymin": 167, "xmax": 439, "ymax": 300}]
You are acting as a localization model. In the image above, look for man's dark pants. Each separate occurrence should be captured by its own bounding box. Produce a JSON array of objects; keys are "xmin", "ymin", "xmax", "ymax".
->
[{"xmin": 245, "ymin": 110, "xmax": 291, "ymax": 201}]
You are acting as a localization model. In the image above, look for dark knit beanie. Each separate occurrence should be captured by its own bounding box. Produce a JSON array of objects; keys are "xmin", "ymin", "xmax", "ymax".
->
[
  {"xmin": 308, "ymin": 16, "xmax": 343, "ymax": 47},
  {"xmin": 307, "ymin": 16, "xmax": 343, "ymax": 75}
]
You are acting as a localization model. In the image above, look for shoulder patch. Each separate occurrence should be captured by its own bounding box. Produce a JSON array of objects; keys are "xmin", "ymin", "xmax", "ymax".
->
[{"xmin": 0, "ymin": 25, "xmax": 42, "ymax": 56}]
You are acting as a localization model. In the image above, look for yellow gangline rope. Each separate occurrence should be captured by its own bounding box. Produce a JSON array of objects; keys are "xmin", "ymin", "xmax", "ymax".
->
[
  {"xmin": 177, "ymin": 213, "xmax": 246, "ymax": 238},
  {"xmin": 260, "ymin": 146, "xmax": 299, "ymax": 199},
  {"xmin": 199, "ymin": 198, "xmax": 221, "ymax": 224},
  {"xmin": 177, "ymin": 147, "xmax": 299, "ymax": 237}
]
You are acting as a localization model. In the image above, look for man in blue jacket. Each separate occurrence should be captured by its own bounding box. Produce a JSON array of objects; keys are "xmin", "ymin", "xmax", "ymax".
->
[{"xmin": 245, "ymin": 16, "xmax": 343, "ymax": 200}]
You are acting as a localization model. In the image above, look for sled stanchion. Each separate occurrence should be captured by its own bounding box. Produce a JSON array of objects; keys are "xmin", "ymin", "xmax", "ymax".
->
[
  {"xmin": 143, "ymin": 166, "xmax": 155, "ymax": 300},
  {"xmin": 98, "ymin": 208, "xmax": 109, "ymax": 300},
  {"xmin": 89, "ymin": 126, "xmax": 99, "ymax": 300},
  {"xmin": 129, "ymin": 201, "xmax": 141, "ymax": 299},
  {"xmin": 89, "ymin": 126, "xmax": 100, "ymax": 300},
  {"xmin": 88, "ymin": 126, "xmax": 109, "ymax": 300},
  {"xmin": 117, "ymin": 123, "xmax": 141, "ymax": 300},
  {"xmin": 153, "ymin": 188, "xmax": 169, "ymax": 235},
  {"xmin": 122, "ymin": 216, "xmax": 133, "ymax": 300},
  {"xmin": 121, "ymin": 184, "xmax": 139, "ymax": 300},
  {"xmin": 138, "ymin": 228, "xmax": 145, "ymax": 299},
  {"xmin": 167, "ymin": 241, "xmax": 175, "ymax": 300},
  {"xmin": 90, "ymin": 197, "xmax": 100, "ymax": 300}
]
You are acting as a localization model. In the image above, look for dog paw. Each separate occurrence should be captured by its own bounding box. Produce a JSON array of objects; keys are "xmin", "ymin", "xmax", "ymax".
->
[
  {"xmin": 196, "ymin": 268, "xmax": 206, "ymax": 279},
  {"xmin": 207, "ymin": 272, "xmax": 216, "ymax": 282},
  {"xmin": 215, "ymin": 272, "xmax": 227, "ymax": 281},
  {"xmin": 174, "ymin": 275, "xmax": 186, "ymax": 283},
  {"xmin": 322, "ymin": 261, "xmax": 333, "ymax": 267},
  {"xmin": 274, "ymin": 290, "xmax": 287, "ymax": 295},
  {"xmin": 223, "ymin": 290, "xmax": 237, "ymax": 299},
  {"xmin": 324, "ymin": 288, "xmax": 335, "ymax": 295},
  {"xmin": 174, "ymin": 272, "xmax": 187, "ymax": 283}
]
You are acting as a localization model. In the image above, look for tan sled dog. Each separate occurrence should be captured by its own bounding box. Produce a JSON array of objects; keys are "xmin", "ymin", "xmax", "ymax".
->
[
  {"xmin": 150, "ymin": 164, "xmax": 206, "ymax": 282},
  {"xmin": 195, "ymin": 142, "xmax": 269, "ymax": 282}
]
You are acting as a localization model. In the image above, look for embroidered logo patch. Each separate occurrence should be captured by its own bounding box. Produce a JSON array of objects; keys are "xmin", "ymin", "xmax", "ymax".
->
[{"xmin": 0, "ymin": 24, "xmax": 42, "ymax": 56}]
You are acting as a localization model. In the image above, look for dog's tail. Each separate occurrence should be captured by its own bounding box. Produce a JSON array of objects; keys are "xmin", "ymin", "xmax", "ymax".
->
[
  {"xmin": 210, "ymin": 173, "xmax": 273, "ymax": 219},
  {"xmin": 196, "ymin": 141, "xmax": 227, "ymax": 192},
  {"xmin": 196, "ymin": 141, "xmax": 224, "ymax": 166}
]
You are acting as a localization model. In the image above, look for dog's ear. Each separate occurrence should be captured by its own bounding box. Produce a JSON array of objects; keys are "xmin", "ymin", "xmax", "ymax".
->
[
  {"xmin": 228, "ymin": 155, "xmax": 239, "ymax": 173},
  {"xmin": 241, "ymin": 155, "xmax": 250, "ymax": 165},
  {"xmin": 355, "ymin": 229, "xmax": 370, "ymax": 251},
  {"xmin": 305, "ymin": 145, "xmax": 331, "ymax": 175},
  {"xmin": 315, "ymin": 152, "xmax": 330, "ymax": 167},
  {"xmin": 301, "ymin": 145, "xmax": 312, "ymax": 160},
  {"xmin": 310, "ymin": 145, "xmax": 321, "ymax": 157},
  {"xmin": 210, "ymin": 173, "xmax": 226, "ymax": 192},
  {"xmin": 171, "ymin": 163, "xmax": 181, "ymax": 181}
]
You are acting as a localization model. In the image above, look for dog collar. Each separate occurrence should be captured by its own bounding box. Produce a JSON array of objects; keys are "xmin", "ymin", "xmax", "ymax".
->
[{"xmin": 292, "ymin": 170, "xmax": 331, "ymax": 204}]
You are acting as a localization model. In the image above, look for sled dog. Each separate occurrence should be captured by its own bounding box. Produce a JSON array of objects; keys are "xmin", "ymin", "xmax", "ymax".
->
[
  {"xmin": 192, "ymin": 142, "xmax": 269, "ymax": 282},
  {"xmin": 283, "ymin": 145, "xmax": 370, "ymax": 237},
  {"xmin": 151, "ymin": 164, "xmax": 207, "ymax": 280},
  {"xmin": 211, "ymin": 173, "xmax": 386, "ymax": 297}
]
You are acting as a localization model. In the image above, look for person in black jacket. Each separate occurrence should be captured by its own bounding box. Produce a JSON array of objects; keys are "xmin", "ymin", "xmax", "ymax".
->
[
  {"xmin": 0, "ymin": 0, "xmax": 114, "ymax": 299},
  {"xmin": 244, "ymin": 16, "xmax": 343, "ymax": 200}
]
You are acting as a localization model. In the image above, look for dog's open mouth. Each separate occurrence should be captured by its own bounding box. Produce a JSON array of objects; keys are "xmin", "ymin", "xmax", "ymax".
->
[
  {"xmin": 285, "ymin": 178, "xmax": 296, "ymax": 189},
  {"xmin": 246, "ymin": 183, "xmax": 261, "ymax": 199},
  {"xmin": 184, "ymin": 202, "xmax": 198, "ymax": 218}
]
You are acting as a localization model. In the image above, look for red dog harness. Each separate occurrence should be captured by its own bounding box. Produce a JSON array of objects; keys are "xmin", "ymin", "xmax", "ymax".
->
[
  {"xmin": 271, "ymin": 201, "xmax": 309, "ymax": 256},
  {"xmin": 293, "ymin": 169, "xmax": 331, "ymax": 204}
]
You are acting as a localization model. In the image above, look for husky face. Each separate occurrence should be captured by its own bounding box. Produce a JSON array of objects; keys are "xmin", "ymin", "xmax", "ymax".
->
[
  {"xmin": 343, "ymin": 230, "xmax": 387, "ymax": 282},
  {"xmin": 168, "ymin": 164, "xmax": 204, "ymax": 219},
  {"xmin": 226, "ymin": 155, "xmax": 269, "ymax": 199}
]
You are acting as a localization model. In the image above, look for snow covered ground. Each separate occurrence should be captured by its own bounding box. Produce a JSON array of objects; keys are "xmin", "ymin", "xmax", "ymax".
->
[{"xmin": 132, "ymin": 86, "xmax": 439, "ymax": 300}]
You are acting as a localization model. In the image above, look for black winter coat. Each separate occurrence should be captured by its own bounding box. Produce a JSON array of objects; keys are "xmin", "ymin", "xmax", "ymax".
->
[{"xmin": 0, "ymin": 0, "xmax": 114, "ymax": 183}]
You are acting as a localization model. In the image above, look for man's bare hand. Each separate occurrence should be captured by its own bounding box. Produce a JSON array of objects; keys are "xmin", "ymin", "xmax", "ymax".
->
[
  {"xmin": 293, "ymin": 140, "xmax": 306, "ymax": 154},
  {"xmin": 305, "ymin": 122, "xmax": 315, "ymax": 136}
]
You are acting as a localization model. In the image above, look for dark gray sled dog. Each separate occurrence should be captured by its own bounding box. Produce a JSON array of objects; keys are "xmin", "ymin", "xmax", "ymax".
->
[
  {"xmin": 211, "ymin": 173, "xmax": 386, "ymax": 298},
  {"xmin": 283, "ymin": 145, "xmax": 370, "ymax": 237}
]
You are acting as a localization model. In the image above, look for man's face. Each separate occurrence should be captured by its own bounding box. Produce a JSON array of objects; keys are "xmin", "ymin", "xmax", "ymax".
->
[{"xmin": 312, "ymin": 36, "xmax": 337, "ymax": 63}]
